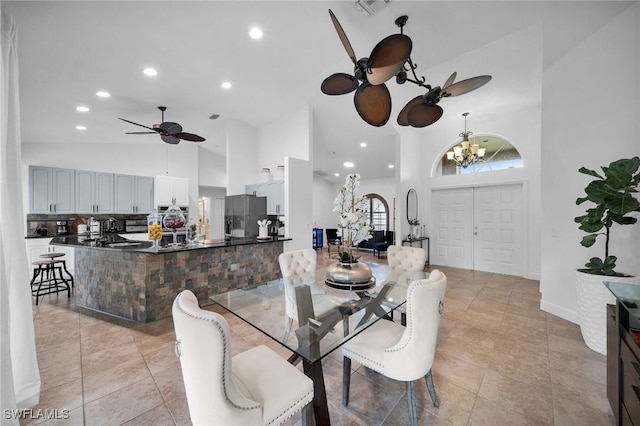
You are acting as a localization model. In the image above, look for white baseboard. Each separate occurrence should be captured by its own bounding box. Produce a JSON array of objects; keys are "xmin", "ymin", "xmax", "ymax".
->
[
  {"xmin": 525, "ymin": 272, "xmax": 540, "ymax": 280},
  {"xmin": 540, "ymin": 300, "xmax": 578, "ymax": 324}
]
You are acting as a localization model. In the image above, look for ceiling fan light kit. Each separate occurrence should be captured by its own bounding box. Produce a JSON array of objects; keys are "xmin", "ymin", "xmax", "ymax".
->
[
  {"xmin": 119, "ymin": 106, "xmax": 206, "ymax": 144},
  {"xmin": 321, "ymin": 10, "xmax": 492, "ymax": 128}
]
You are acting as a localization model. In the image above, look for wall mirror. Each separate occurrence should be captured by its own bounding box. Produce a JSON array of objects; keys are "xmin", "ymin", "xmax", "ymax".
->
[{"xmin": 406, "ymin": 188, "xmax": 418, "ymax": 223}]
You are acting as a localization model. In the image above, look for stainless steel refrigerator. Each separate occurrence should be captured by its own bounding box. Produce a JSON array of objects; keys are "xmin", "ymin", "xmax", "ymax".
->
[{"xmin": 224, "ymin": 194, "xmax": 267, "ymax": 238}]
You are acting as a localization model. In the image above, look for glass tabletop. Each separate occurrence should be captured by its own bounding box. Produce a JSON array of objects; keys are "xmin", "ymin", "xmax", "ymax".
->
[{"xmin": 211, "ymin": 269, "xmax": 425, "ymax": 363}]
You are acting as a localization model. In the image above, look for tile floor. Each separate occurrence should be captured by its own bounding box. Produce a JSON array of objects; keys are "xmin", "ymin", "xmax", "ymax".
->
[{"xmin": 24, "ymin": 250, "xmax": 614, "ymax": 425}]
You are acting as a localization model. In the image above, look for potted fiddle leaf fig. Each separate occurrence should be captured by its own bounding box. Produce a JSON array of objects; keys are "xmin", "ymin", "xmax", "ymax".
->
[{"xmin": 574, "ymin": 156, "xmax": 640, "ymax": 355}]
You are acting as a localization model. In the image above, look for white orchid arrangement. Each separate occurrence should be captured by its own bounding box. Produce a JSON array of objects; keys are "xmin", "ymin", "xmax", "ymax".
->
[
  {"xmin": 333, "ymin": 174, "xmax": 372, "ymax": 261},
  {"xmin": 257, "ymin": 219, "xmax": 272, "ymax": 228}
]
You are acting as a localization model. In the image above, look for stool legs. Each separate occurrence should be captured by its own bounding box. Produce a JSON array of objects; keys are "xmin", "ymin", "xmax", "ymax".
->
[{"xmin": 30, "ymin": 261, "xmax": 72, "ymax": 305}]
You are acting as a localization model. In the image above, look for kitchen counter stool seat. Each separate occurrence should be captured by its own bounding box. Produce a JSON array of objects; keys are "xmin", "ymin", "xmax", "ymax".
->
[
  {"xmin": 30, "ymin": 258, "xmax": 72, "ymax": 305},
  {"xmin": 39, "ymin": 252, "xmax": 74, "ymax": 288}
]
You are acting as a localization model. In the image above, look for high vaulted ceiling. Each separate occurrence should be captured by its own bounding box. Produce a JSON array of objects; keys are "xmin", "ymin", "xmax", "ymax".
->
[{"xmin": 3, "ymin": 1, "xmax": 632, "ymax": 183}]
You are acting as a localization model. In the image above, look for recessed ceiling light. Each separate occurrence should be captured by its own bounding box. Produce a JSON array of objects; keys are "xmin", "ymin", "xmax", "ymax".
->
[
  {"xmin": 75, "ymin": 125, "xmax": 87, "ymax": 130},
  {"xmin": 221, "ymin": 81, "xmax": 232, "ymax": 89},
  {"xmin": 388, "ymin": 164, "xmax": 394, "ymax": 168},
  {"xmin": 143, "ymin": 67, "xmax": 158, "ymax": 76},
  {"xmin": 360, "ymin": 142, "xmax": 367, "ymax": 147},
  {"xmin": 334, "ymin": 173, "xmax": 340, "ymax": 177},
  {"xmin": 249, "ymin": 27, "xmax": 263, "ymax": 39},
  {"xmin": 343, "ymin": 162, "xmax": 354, "ymax": 168},
  {"xmin": 96, "ymin": 91, "xmax": 110, "ymax": 98},
  {"xmin": 76, "ymin": 106, "xmax": 89, "ymax": 112}
]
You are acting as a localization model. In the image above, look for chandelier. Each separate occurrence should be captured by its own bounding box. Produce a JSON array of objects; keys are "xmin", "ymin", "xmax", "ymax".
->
[{"xmin": 446, "ymin": 113, "xmax": 486, "ymax": 168}]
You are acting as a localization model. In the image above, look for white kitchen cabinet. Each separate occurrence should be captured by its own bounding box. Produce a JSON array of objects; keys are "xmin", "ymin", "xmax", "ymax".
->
[
  {"xmin": 25, "ymin": 238, "xmax": 75, "ymax": 274},
  {"xmin": 246, "ymin": 180, "xmax": 283, "ymax": 215},
  {"xmin": 29, "ymin": 166, "xmax": 75, "ymax": 214},
  {"xmin": 155, "ymin": 176, "xmax": 189, "ymax": 206},
  {"xmin": 75, "ymin": 170, "xmax": 114, "ymax": 214},
  {"xmin": 265, "ymin": 180, "xmax": 284, "ymax": 215},
  {"xmin": 114, "ymin": 174, "xmax": 154, "ymax": 213}
]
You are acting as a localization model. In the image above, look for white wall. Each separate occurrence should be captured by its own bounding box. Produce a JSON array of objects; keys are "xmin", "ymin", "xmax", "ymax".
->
[
  {"xmin": 21, "ymin": 141, "xmax": 200, "ymax": 217},
  {"xmin": 284, "ymin": 156, "xmax": 313, "ymax": 251},
  {"xmin": 258, "ymin": 105, "xmax": 312, "ymax": 178},
  {"xmin": 225, "ymin": 120, "xmax": 258, "ymax": 195},
  {"xmin": 397, "ymin": 130, "xmax": 424, "ymax": 249},
  {"xmin": 540, "ymin": 4, "xmax": 640, "ymax": 322},
  {"xmin": 312, "ymin": 177, "xmax": 337, "ymax": 229},
  {"xmin": 198, "ymin": 146, "xmax": 226, "ymax": 188}
]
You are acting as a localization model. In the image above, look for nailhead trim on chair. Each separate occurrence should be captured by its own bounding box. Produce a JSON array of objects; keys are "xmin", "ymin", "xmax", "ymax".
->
[
  {"xmin": 386, "ymin": 279, "xmax": 444, "ymax": 354},
  {"xmin": 174, "ymin": 302, "xmax": 262, "ymax": 413},
  {"xmin": 267, "ymin": 394, "xmax": 314, "ymax": 426}
]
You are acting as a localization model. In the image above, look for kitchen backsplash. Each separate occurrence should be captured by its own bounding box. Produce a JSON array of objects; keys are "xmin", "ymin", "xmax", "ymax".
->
[{"xmin": 26, "ymin": 213, "xmax": 148, "ymax": 237}]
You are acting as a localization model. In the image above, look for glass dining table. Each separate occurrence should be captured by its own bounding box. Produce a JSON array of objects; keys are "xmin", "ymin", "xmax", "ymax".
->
[{"xmin": 211, "ymin": 270, "xmax": 418, "ymax": 425}]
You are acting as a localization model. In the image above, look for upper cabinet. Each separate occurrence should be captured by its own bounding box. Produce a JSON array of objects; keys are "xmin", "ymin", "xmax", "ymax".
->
[
  {"xmin": 245, "ymin": 180, "xmax": 283, "ymax": 215},
  {"xmin": 29, "ymin": 165, "xmax": 155, "ymax": 215},
  {"xmin": 29, "ymin": 166, "xmax": 75, "ymax": 214},
  {"xmin": 75, "ymin": 170, "xmax": 114, "ymax": 214},
  {"xmin": 114, "ymin": 174, "xmax": 154, "ymax": 213},
  {"xmin": 155, "ymin": 176, "xmax": 189, "ymax": 206}
]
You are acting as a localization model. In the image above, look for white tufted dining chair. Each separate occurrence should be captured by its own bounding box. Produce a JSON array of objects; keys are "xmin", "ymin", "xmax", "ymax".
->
[
  {"xmin": 278, "ymin": 249, "xmax": 337, "ymax": 342},
  {"xmin": 384, "ymin": 245, "xmax": 428, "ymax": 324},
  {"xmin": 342, "ymin": 270, "xmax": 447, "ymax": 426},
  {"xmin": 172, "ymin": 290, "xmax": 314, "ymax": 426}
]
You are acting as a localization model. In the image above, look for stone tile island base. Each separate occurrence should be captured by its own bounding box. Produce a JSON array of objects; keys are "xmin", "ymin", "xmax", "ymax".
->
[{"xmin": 74, "ymin": 242, "xmax": 284, "ymax": 322}]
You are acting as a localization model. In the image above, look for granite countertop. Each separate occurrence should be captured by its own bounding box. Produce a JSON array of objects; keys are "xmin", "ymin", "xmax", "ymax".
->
[
  {"xmin": 25, "ymin": 230, "xmax": 145, "ymax": 239},
  {"xmin": 49, "ymin": 234, "xmax": 290, "ymax": 253}
]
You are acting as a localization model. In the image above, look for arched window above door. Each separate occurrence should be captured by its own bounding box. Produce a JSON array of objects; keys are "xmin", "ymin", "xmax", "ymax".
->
[{"xmin": 436, "ymin": 135, "xmax": 523, "ymax": 176}]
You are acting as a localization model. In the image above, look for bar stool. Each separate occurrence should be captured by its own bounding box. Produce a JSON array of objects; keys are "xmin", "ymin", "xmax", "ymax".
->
[
  {"xmin": 39, "ymin": 252, "xmax": 74, "ymax": 289},
  {"xmin": 30, "ymin": 254, "xmax": 73, "ymax": 305}
]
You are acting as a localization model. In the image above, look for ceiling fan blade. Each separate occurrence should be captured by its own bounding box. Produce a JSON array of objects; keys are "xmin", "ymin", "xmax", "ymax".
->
[
  {"xmin": 354, "ymin": 81, "xmax": 391, "ymax": 127},
  {"xmin": 125, "ymin": 131, "xmax": 157, "ymax": 135},
  {"xmin": 442, "ymin": 71, "xmax": 457, "ymax": 89},
  {"xmin": 328, "ymin": 9, "xmax": 357, "ymax": 65},
  {"xmin": 321, "ymin": 73, "xmax": 359, "ymax": 95},
  {"xmin": 159, "ymin": 122, "xmax": 183, "ymax": 134},
  {"xmin": 118, "ymin": 117, "xmax": 157, "ymax": 132},
  {"xmin": 407, "ymin": 103, "xmax": 444, "ymax": 128},
  {"xmin": 367, "ymin": 34, "xmax": 412, "ymax": 86},
  {"xmin": 442, "ymin": 75, "xmax": 492, "ymax": 97},
  {"xmin": 397, "ymin": 95, "xmax": 423, "ymax": 126},
  {"xmin": 175, "ymin": 132, "xmax": 205, "ymax": 142},
  {"xmin": 161, "ymin": 135, "xmax": 181, "ymax": 145}
]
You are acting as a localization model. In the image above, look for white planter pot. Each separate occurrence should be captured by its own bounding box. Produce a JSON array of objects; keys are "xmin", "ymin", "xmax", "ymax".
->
[{"xmin": 575, "ymin": 270, "xmax": 640, "ymax": 355}]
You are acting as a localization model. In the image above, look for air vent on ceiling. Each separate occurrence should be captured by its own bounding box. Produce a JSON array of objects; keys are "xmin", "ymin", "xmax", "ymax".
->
[
  {"xmin": 355, "ymin": 0, "xmax": 389, "ymax": 16},
  {"xmin": 209, "ymin": 114, "xmax": 220, "ymax": 120},
  {"xmin": 313, "ymin": 170, "xmax": 330, "ymax": 177}
]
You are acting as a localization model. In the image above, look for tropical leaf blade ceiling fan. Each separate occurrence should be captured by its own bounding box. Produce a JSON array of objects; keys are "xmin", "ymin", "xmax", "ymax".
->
[
  {"xmin": 118, "ymin": 106, "xmax": 205, "ymax": 144},
  {"xmin": 321, "ymin": 10, "xmax": 492, "ymax": 128},
  {"xmin": 320, "ymin": 9, "xmax": 412, "ymax": 126}
]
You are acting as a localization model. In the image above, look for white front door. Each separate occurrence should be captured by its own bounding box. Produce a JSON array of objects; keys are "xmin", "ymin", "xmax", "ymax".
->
[
  {"xmin": 431, "ymin": 184, "xmax": 524, "ymax": 276},
  {"xmin": 431, "ymin": 188, "xmax": 473, "ymax": 269},
  {"xmin": 473, "ymin": 185, "xmax": 523, "ymax": 276}
]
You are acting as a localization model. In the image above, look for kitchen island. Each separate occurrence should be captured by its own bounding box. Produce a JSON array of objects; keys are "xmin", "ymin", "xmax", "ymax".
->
[{"xmin": 51, "ymin": 234, "xmax": 289, "ymax": 322}]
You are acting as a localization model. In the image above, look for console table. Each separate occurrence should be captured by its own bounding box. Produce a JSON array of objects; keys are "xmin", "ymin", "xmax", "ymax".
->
[
  {"xmin": 604, "ymin": 281, "xmax": 640, "ymax": 425},
  {"xmin": 401, "ymin": 236, "xmax": 429, "ymax": 266}
]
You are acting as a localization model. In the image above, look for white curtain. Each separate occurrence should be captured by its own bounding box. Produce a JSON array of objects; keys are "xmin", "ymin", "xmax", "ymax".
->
[{"xmin": 1, "ymin": 10, "xmax": 40, "ymax": 419}]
